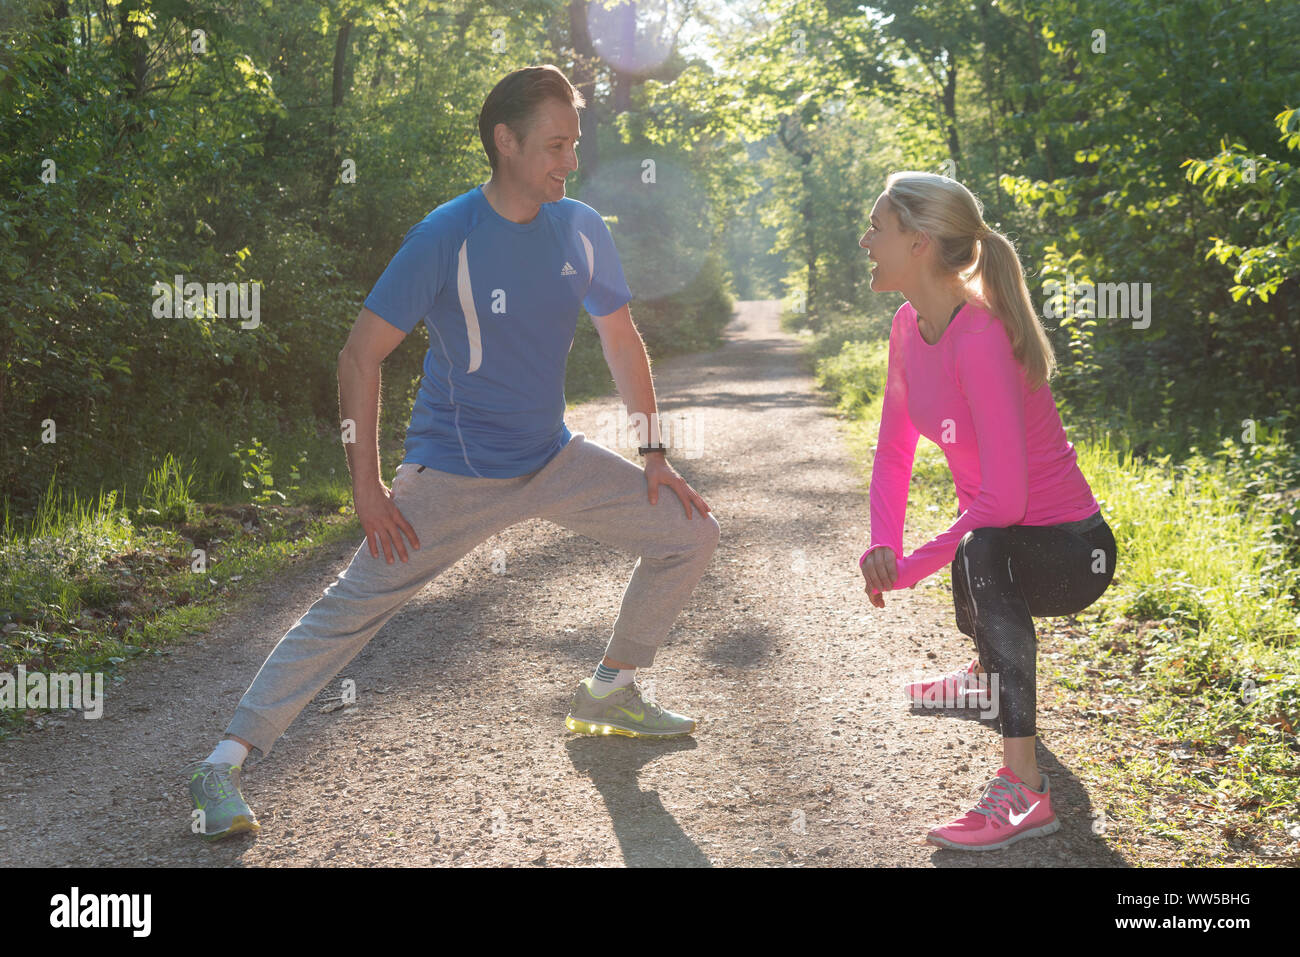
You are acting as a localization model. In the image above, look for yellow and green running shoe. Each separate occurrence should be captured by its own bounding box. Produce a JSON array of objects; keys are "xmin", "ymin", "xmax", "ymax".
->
[
  {"xmin": 565, "ymin": 678, "xmax": 697, "ymax": 738},
  {"xmin": 186, "ymin": 761, "xmax": 260, "ymax": 841}
]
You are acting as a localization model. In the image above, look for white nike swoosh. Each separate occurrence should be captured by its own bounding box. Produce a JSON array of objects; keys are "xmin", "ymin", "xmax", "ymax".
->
[{"xmin": 1008, "ymin": 801, "xmax": 1040, "ymax": 826}]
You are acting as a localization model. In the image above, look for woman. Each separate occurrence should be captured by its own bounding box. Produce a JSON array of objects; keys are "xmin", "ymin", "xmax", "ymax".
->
[{"xmin": 857, "ymin": 171, "xmax": 1117, "ymax": 851}]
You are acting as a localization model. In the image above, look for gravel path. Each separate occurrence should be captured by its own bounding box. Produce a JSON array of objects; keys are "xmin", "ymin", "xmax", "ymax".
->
[{"xmin": 0, "ymin": 300, "xmax": 1132, "ymax": 867}]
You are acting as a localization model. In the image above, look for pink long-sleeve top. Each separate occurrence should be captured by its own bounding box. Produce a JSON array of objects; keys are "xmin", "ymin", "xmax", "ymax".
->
[{"xmin": 861, "ymin": 300, "xmax": 1100, "ymax": 592}]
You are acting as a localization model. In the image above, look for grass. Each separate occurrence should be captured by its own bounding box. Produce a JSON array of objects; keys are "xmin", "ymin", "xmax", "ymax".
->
[
  {"xmin": 1071, "ymin": 440, "xmax": 1300, "ymax": 828},
  {"xmin": 141, "ymin": 452, "xmax": 200, "ymax": 525},
  {"xmin": 0, "ymin": 421, "xmax": 380, "ymax": 739},
  {"xmin": 799, "ymin": 308, "xmax": 1300, "ymax": 863}
]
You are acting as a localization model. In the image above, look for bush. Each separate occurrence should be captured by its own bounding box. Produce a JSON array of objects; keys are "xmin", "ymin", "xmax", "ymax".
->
[{"xmin": 814, "ymin": 339, "xmax": 888, "ymax": 419}]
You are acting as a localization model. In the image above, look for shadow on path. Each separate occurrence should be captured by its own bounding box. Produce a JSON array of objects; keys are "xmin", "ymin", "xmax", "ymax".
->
[{"xmin": 565, "ymin": 736, "xmax": 710, "ymax": 867}]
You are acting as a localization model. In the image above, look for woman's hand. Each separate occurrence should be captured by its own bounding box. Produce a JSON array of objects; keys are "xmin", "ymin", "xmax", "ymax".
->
[{"xmin": 860, "ymin": 546, "xmax": 898, "ymax": 608}]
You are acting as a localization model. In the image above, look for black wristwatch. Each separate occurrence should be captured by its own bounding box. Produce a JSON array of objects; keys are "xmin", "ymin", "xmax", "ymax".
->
[{"xmin": 638, "ymin": 445, "xmax": 669, "ymax": 455}]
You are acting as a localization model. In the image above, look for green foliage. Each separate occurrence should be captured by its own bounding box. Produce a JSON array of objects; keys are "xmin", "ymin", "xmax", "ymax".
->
[
  {"xmin": 1075, "ymin": 436, "xmax": 1300, "ymax": 807},
  {"xmin": 998, "ymin": 0, "xmax": 1300, "ymax": 437},
  {"xmin": 636, "ymin": 253, "xmax": 736, "ymax": 358},
  {"xmin": 1210, "ymin": 413, "xmax": 1300, "ymax": 568},
  {"xmin": 1184, "ymin": 108, "xmax": 1300, "ymax": 306},
  {"xmin": 564, "ymin": 254, "xmax": 735, "ymax": 405},
  {"xmin": 815, "ymin": 339, "xmax": 888, "ymax": 419},
  {"xmin": 136, "ymin": 453, "xmax": 199, "ymax": 527},
  {"xmin": 229, "ymin": 437, "xmax": 306, "ymax": 507},
  {"xmin": 230, "ymin": 438, "xmax": 275, "ymax": 505},
  {"xmin": 0, "ymin": 474, "xmax": 135, "ymax": 648}
]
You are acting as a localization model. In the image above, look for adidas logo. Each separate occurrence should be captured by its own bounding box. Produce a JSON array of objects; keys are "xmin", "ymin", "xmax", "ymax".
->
[{"xmin": 561, "ymin": 261, "xmax": 577, "ymax": 276}]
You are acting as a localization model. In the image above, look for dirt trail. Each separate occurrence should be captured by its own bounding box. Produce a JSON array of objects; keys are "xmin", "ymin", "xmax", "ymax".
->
[{"xmin": 0, "ymin": 300, "xmax": 1132, "ymax": 867}]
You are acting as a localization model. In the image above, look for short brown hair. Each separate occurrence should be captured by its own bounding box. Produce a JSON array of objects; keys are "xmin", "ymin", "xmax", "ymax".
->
[{"xmin": 478, "ymin": 65, "xmax": 586, "ymax": 171}]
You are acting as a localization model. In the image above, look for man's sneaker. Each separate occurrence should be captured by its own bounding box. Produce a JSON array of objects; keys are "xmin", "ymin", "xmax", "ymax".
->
[
  {"xmin": 565, "ymin": 678, "xmax": 696, "ymax": 738},
  {"xmin": 926, "ymin": 767, "xmax": 1059, "ymax": 851},
  {"xmin": 186, "ymin": 761, "xmax": 259, "ymax": 841},
  {"xmin": 905, "ymin": 658, "xmax": 987, "ymax": 707}
]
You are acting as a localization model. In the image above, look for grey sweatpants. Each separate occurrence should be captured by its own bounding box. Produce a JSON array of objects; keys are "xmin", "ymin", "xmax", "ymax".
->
[{"xmin": 225, "ymin": 432, "xmax": 720, "ymax": 759}]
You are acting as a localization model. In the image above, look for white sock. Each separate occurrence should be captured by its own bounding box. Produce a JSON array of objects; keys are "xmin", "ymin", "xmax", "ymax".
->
[
  {"xmin": 591, "ymin": 662, "xmax": 634, "ymax": 696},
  {"xmin": 205, "ymin": 739, "xmax": 249, "ymax": 767}
]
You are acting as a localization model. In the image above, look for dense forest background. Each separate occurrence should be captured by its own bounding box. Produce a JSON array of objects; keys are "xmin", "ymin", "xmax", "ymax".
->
[{"xmin": 3, "ymin": 0, "xmax": 1297, "ymax": 517}]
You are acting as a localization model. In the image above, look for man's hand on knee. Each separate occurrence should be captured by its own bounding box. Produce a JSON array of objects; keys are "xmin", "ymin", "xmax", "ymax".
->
[
  {"xmin": 355, "ymin": 480, "xmax": 421, "ymax": 563},
  {"xmin": 643, "ymin": 455, "xmax": 711, "ymax": 520}
]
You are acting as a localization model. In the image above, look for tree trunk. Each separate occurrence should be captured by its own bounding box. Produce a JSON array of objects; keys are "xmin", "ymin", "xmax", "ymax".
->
[
  {"xmin": 803, "ymin": 164, "xmax": 816, "ymax": 321},
  {"xmin": 779, "ymin": 115, "xmax": 817, "ymax": 319},
  {"xmin": 48, "ymin": 0, "xmax": 72, "ymax": 78},
  {"xmin": 611, "ymin": 1, "xmax": 637, "ymax": 114},
  {"xmin": 370, "ymin": 33, "xmax": 388, "ymax": 90},
  {"xmin": 569, "ymin": 0, "xmax": 600, "ymax": 179},
  {"xmin": 941, "ymin": 54, "xmax": 960, "ymax": 167},
  {"xmin": 320, "ymin": 18, "xmax": 353, "ymax": 208},
  {"xmin": 114, "ymin": 0, "xmax": 149, "ymax": 138}
]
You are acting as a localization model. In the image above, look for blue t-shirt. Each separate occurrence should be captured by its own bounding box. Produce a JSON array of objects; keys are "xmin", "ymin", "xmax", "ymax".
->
[{"xmin": 363, "ymin": 184, "xmax": 633, "ymax": 477}]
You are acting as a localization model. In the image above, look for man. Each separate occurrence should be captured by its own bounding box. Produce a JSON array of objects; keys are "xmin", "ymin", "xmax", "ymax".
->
[{"xmin": 186, "ymin": 64, "xmax": 720, "ymax": 841}]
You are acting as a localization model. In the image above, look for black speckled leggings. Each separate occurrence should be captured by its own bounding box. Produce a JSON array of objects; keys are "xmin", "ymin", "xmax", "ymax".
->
[{"xmin": 951, "ymin": 511, "xmax": 1117, "ymax": 738}]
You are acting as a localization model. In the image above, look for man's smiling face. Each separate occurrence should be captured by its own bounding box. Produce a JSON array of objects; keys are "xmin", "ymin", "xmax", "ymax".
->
[{"xmin": 496, "ymin": 97, "xmax": 580, "ymax": 205}]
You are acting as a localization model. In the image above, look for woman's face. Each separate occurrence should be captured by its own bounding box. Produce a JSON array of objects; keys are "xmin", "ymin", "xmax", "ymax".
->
[{"xmin": 859, "ymin": 193, "xmax": 914, "ymax": 293}]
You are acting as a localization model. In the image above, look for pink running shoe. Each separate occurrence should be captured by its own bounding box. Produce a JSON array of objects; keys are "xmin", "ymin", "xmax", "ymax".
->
[
  {"xmin": 905, "ymin": 658, "xmax": 986, "ymax": 707},
  {"xmin": 926, "ymin": 767, "xmax": 1060, "ymax": 851}
]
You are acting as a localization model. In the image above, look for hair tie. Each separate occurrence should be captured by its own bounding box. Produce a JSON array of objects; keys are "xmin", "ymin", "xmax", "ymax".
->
[{"xmin": 975, "ymin": 226, "xmax": 990, "ymax": 240}]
